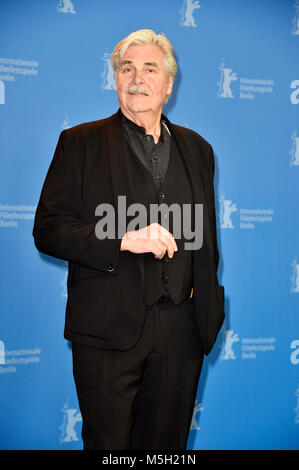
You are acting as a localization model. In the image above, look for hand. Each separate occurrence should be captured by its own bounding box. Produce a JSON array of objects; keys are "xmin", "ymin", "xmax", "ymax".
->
[{"xmin": 120, "ymin": 223, "xmax": 178, "ymax": 259}]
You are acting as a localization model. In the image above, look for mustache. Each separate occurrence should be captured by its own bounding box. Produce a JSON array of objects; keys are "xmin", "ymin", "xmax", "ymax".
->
[{"xmin": 125, "ymin": 85, "xmax": 152, "ymax": 96}]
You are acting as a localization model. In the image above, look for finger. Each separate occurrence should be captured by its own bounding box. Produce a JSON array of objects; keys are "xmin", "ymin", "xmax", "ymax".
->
[
  {"xmin": 159, "ymin": 226, "xmax": 178, "ymax": 252},
  {"xmin": 160, "ymin": 234, "xmax": 178, "ymax": 258},
  {"xmin": 152, "ymin": 224, "xmax": 178, "ymax": 252},
  {"xmin": 152, "ymin": 239, "xmax": 167, "ymax": 259}
]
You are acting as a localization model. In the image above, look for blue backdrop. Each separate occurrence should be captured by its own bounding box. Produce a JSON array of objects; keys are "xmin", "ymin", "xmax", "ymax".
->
[{"xmin": 0, "ymin": 0, "xmax": 298, "ymax": 450}]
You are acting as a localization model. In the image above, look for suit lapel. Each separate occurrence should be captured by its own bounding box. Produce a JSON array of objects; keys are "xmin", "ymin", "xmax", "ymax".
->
[
  {"xmin": 104, "ymin": 110, "xmax": 136, "ymax": 228},
  {"xmin": 165, "ymin": 121, "xmax": 206, "ymax": 205},
  {"xmin": 164, "ymin": 117, "xmax": 214, "ymax": 258},
  {"xmin": 104, "ymin": 110, "xmax": 145, "ymax": 291}
]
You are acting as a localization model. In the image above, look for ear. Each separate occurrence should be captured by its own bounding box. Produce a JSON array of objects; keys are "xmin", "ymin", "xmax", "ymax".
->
[{"xmin": 166, "ymin": 77, "xmax": 174, "ymax": 97}]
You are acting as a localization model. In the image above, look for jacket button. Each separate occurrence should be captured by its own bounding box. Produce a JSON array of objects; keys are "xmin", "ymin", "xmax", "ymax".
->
[
  {"xmin": 162, "ymin": 272, "xmax": 168, "ymax": 283},
  {"xmin": 107, "ymin": 263, "xmax": 116, "ymax": 272}
]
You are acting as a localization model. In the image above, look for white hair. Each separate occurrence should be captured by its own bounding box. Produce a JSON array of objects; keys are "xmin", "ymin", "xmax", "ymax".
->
[{"xmin": 110, "ymin": 29, "xmax": 177, "ymax": 83}]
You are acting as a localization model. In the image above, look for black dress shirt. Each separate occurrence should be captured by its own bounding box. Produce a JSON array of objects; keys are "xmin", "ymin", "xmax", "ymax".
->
[{"xmin": 120, "ymin": 112, "xmax": 171, "ymax": 188}]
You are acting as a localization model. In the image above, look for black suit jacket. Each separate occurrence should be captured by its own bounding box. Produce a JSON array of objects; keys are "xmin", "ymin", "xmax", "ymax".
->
[{"xmin": 33, "ymin": 109, "xmax": 225, "ymax": 355}]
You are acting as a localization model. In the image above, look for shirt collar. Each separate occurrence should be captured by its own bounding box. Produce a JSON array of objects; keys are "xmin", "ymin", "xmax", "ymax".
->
[{"xmin": 120, "ymin": 111, "xmax": 170, "ymax": 143}]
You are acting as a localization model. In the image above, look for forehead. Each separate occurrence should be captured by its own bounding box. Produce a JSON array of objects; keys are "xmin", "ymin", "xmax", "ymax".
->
[{"xmin": 121, "ymin": 43, "xmax": 165, "ymax": 65}]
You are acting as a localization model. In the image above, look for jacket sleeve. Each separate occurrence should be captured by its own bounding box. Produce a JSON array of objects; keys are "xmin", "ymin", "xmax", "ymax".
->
[
  {"xmin": 33, "ymin": 129, "xmax": 122, "ymax": 273},
  {"xmin": 207, "ymin": 145, "xmax": 220, "ymax": 280}
]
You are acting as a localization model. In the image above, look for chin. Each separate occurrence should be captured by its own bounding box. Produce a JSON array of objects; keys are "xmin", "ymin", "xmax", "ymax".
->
[
  {"xmin": 130, "ymin": 106, "xmax": 151, "ymax": 113},
  {"xmin": 127, "ymin": 102, "xmax": 152, "ymax": 113}
]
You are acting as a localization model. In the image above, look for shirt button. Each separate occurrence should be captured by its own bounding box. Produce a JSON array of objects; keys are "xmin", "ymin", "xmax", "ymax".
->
[{"xmin": 107, "ymin": 264, "xmax": 116, "ymax": 273}]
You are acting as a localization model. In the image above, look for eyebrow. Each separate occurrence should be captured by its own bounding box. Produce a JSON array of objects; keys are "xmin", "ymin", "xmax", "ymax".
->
[
  {"xmin": 120, "ymin": 60, "xmax": 132, "ymax": 66},
  {"xmin": 119, "ymin": 60, "xmax": 158, "ymax": 68},
  {"xmin": 144, "ymin": 62, "xmax": 158, "ymax": 68}
]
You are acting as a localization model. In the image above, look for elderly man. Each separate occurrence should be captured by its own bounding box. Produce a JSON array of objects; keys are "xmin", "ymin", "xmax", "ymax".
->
[{"xmin": 33, "ymin": 29, "xmax": 224, "ymax": 450}]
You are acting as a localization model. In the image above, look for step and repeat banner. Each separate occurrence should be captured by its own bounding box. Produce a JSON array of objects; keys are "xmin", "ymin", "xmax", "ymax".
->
[{"xmin": 0, "ymin": 0, "xmax": 298, "ymax": 450}]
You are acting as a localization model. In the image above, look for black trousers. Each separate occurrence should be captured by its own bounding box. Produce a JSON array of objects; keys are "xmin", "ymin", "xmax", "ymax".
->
[{"xmin": 72, "ymin": 296, "xmax": 204, "ymax": 450}]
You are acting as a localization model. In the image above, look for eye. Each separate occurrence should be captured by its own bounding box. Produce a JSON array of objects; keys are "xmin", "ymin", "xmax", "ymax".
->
[{"xmin": 121, "ymin": 65, "xmax": 133, "ymax": 73}]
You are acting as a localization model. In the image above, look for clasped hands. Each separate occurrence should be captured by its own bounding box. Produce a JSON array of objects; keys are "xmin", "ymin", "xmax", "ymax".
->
[{"xmin": 120, "ymin": 223, "xmax": 178, "ymax": 260}]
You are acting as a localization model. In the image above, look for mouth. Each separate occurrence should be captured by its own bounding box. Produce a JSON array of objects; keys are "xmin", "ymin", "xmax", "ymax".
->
[{"xmin": 129, "ymin": 92, "xmax": 148, "ymax": 96}]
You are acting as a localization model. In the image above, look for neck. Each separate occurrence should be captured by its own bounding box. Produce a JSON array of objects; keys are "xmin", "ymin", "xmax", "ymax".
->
[{"xmin": 120, "ymin": 107, "xmax": 162, "ymax": 143}]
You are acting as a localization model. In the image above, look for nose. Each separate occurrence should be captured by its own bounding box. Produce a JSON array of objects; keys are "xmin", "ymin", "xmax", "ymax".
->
[{"xmin": 133, "ymin": 69, "xmax": 144, "ymax": 85}]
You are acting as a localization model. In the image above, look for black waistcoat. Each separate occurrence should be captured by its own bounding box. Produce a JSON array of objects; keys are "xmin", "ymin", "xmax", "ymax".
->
[{"xmin": 126, "ymin": 135, "xmax": 194, "ymax": 306}]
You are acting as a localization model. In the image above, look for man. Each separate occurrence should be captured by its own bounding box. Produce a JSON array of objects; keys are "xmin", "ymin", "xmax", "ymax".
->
[{"xmin": 33, "ymin": 29, "xmax": 225, "ymax": 450}]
